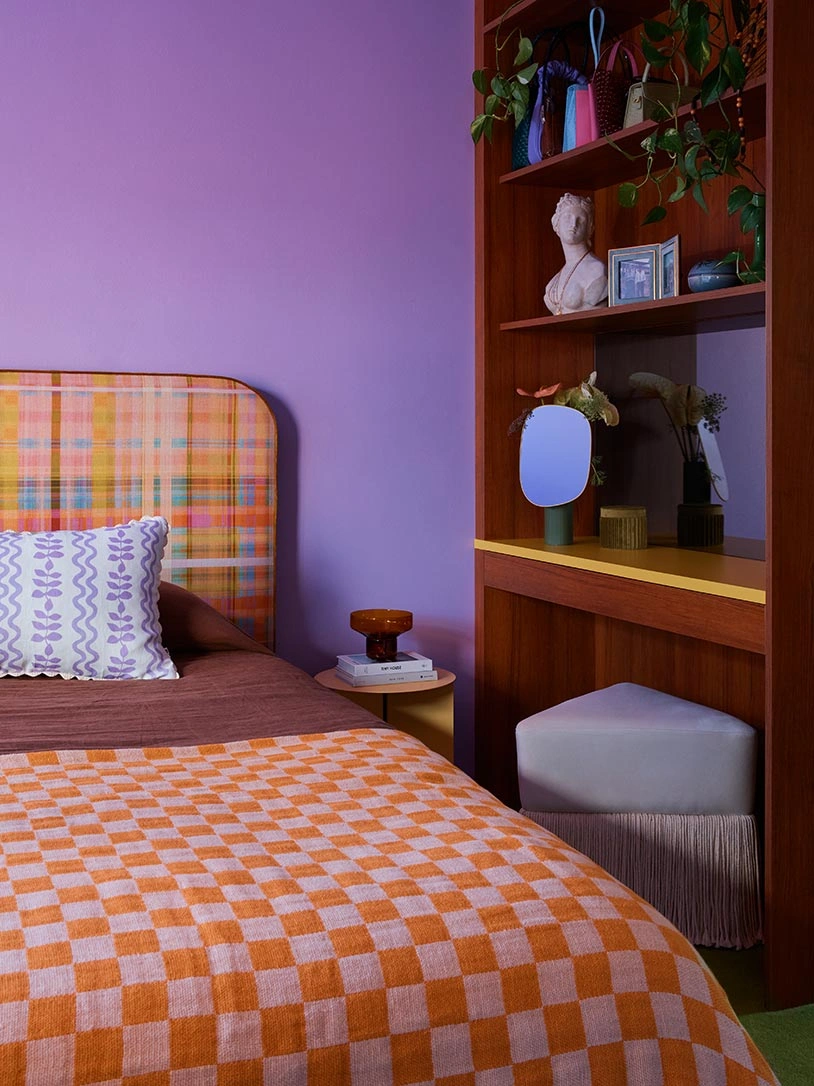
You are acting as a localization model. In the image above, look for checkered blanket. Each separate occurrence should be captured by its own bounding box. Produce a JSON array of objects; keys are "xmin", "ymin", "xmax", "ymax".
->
[{"xmin": 0, "ymin": 729, "xmax": 777, "ymax": 1085}]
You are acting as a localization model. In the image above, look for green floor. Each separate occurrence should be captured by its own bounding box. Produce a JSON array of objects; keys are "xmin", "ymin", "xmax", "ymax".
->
[{"xmin": 699, "ymin": 946, "xmax": 814, "ymax": 1085}]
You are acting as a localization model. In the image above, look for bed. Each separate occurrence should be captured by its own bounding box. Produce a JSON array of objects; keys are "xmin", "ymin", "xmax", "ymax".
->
[{"xmin": 0, "ymin": 372, "xmax": 776, "ymax": 1085}]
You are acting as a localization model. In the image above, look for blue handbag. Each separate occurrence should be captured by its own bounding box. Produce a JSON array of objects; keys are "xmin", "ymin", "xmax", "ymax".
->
[{"xmin": 563, "ymin": 7, "xmax": 603, "ymax": 151}]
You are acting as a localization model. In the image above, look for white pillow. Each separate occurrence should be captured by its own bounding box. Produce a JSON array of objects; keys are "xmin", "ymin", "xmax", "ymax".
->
[{"xmin": 0, "ymin": 516, "xmax": 178, "ymax": 680}]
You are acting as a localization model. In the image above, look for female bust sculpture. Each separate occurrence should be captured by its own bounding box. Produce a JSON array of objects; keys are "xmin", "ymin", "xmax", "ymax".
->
[{"xmin": 544, "ymin": 193, "xmax": 608, "ymax": 316}]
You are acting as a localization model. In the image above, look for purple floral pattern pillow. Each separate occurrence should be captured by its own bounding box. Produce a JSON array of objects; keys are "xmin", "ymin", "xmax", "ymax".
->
[{"xmin": 0, "ymin": 516, "xmax": 178, "ymax": 680}]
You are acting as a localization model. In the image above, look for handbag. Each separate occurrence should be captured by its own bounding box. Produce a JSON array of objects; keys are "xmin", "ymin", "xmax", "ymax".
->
[
  {"xmin": 588, "ymin": 38, "xmax": 640, "ymax": 137},
  {"xmin": 623, "ymin": 56, "xmax": 697, "ymax": 127},
  {"xmin": 527, "ymin": 25, "xmax": 589, "ymax": 162},
  {"xmin": 565, "ymin": 6, "xmax": 604, "ymax": 149},
  {"xmin": 511, "ymin": 34, "xmax": 543, "ymax": 171}
]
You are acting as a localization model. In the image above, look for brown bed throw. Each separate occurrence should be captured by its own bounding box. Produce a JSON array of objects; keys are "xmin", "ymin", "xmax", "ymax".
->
[{"xmin": 0, "ymin": 581, "xmax": 382, "ymax": 754}]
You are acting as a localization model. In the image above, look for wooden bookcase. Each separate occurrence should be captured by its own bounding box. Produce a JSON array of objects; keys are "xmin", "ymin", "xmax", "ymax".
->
[{"xmin": 474, "ymin": 0, "xmax": 814, "ymax": 1009}]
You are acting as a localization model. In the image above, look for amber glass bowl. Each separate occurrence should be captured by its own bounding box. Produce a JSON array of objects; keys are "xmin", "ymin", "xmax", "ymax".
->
[{"xmin": 350, "ymin": 609, "xmax": 413, "ymax": 662}]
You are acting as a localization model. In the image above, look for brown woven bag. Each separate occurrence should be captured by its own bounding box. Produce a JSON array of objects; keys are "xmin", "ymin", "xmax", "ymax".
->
[{"xmin": 590, "ymin": 41, "xmax": 640, "ymax": 137}]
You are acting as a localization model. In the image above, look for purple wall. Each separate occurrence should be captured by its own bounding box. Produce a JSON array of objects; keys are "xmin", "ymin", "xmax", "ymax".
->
[{"xmin": 0, "ymin": 2, "xmax": 476, "ymax": 765}]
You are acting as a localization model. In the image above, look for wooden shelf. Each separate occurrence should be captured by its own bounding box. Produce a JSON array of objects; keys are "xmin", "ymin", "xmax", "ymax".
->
[
  {"xmin": 475, "ymin": 536, "xmax": 765, "ymax": 602},
  {"xmin": 499, "ymin": 78, "xmax": 767, "ymax": 190},
  {"xmin": 483, "ymin": 0, "xmax": 665, "ymax": 38},
  {"xmin": 501, "ymin": 281, "xmax": 765, "ymax": 335}
]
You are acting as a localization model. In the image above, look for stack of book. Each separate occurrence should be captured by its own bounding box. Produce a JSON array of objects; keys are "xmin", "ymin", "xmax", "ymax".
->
[{"xmin": 335, "ymin": 651, "xmax": 436, "ymax": 687}]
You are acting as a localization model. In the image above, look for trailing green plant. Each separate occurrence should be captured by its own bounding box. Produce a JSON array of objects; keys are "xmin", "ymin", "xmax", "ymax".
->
[
  {"xmin": 471, "ymin": 2, "xmax": 538, "ymax": 144},
  {"xmin": 613, "ymin": 0, "xmax": 765, "ymax": 280}
]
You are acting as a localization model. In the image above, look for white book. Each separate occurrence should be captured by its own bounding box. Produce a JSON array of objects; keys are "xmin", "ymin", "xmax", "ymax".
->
[
  {"xmin": 336, "ymin": 651, "xmax": 433, "ymax": 677},
  {"xmin": 334, "ymin": 667, "xmax": 438, "ymax": 688}
]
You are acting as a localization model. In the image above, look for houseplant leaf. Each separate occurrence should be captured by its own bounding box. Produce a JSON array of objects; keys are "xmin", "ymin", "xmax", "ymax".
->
[
  {"xmin": 643, "ymin": 19, "xmax": 673, "ymax": 41},
  {"xmin": 470, "ymin": 115, "xmax": 489, "ymax": 143},
  {"xmin": 669, "ymin": 176, "xmax": 689, "ymax": 202},
  {"xmin": 684, "ymin": 145, "xmax": 701, "ymax": 179},
  {"xmin": 686, "ymin": 17, "xmax": 712, "ymax": 74},
  {"xmin": 658, "ymin": 127, "xmax": 684, "ymax": 155},
  {"xmin": 700, "ymin": 65, "xmax": 729, "ymax": 106},
  {"xmin": 514, "ymin": 36, "xmax": 534, "ymax": 66},
  {"xmin": 472, "ymin": 69, "xmax": 488, "ymax": 94},
  {"xmin": 642, "ymin": 205, "xmax": 668, "ymax": 224},
  {"xmin": 721, "ymin": 44, "xmax": 747, "ymax": 91},
  {"xmin": 642, "ymin": 39, "xmax": 671, "ymax": 67},
  {"xmin": 727, "ymin": 184, "xmax": 754, "ymax": 214},
  {"xmin": 739, "ymin": 201, "xmax": 763, "ymax": 234},
  {"xmin": 618, "ymin": 182, "xmax": 639, "ymax": 208}
]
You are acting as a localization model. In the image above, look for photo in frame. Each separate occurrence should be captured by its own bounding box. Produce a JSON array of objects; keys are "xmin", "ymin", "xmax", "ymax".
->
[
  {"xmin": 608, "ymin": 244, "xmax": 660, "ymax": 306},
  {"xmin": 660, "ymin": 235, "xmax": 680, "ymax": 298}
]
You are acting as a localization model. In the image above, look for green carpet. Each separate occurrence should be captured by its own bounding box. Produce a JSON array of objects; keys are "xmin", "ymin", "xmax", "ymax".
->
[
  {"xmin": 695, "ymin": 946, "xmax": 814, "ymax": 1084},
  {"xmin": 740, "ymin": 1004, "xmax": 814, "ymax": 1086}
]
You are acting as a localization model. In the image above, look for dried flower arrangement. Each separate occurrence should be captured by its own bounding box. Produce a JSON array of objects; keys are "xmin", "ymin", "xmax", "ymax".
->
[
  {"xmin": 629, "ymin": 372, "xmax": 727, "ymax": 464},
  {"xmin": 510, "ymin": 372, "xmax": 619, "ymax": 484}
]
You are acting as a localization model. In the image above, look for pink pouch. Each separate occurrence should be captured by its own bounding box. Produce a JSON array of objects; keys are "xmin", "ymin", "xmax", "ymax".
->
[
  {"xmin": 574, "ymin": 84, "xmax": 598, "ymax": 145},
  {"xmin": 573, "ymin": 6, "xmax": 605, "ymax": 149}
]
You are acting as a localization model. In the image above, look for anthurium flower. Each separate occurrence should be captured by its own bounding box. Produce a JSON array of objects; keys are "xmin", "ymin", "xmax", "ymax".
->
[{"xmin": 516, "ymin": 382, "xmax": 562, "ymax": 399}]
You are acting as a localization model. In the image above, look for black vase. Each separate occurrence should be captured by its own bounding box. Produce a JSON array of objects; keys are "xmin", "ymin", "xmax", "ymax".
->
[
  {"xmin": 682, "ymin": 460, "xmax": 711, "ymax": 505},
  {"xmin": 678, "ymin": 460, "xmax": 723, "ymax": 547}
]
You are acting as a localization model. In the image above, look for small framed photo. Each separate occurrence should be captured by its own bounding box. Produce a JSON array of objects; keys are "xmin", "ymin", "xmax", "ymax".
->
[
  {"xmin": 659, "ymin": 235, "xmax": 680, "ymax": 298},
  {"xmin": 608, "ymin": 244, "xmax": 661, "ymax": 306}
]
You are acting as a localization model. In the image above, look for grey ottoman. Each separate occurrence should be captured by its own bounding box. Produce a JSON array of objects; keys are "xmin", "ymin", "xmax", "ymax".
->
[{"xmin": 516, "ymin": 682, "xmax": 761, "ymax": 947}]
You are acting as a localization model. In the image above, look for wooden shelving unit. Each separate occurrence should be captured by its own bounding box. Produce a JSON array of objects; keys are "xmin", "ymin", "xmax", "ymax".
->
[{"xmin": 474, "ymin": 0, "xmax": 814, "ymax": 1009}]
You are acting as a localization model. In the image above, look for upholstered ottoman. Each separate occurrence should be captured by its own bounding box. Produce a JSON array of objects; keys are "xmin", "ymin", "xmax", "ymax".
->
[{"xmin": 516, "ymin": 682, "xmax": 761, "ymax": 948}]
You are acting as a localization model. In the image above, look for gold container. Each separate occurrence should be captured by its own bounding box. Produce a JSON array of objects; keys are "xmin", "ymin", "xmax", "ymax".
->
[{"xmin": 599, "ymin": 506, "xmax": 648, "ymax": 550}]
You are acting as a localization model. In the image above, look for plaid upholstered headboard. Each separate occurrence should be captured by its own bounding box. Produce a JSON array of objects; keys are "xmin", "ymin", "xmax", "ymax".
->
[{"xmin": 0, "ymin": 371, "xmax": 277, "ymax": 646}]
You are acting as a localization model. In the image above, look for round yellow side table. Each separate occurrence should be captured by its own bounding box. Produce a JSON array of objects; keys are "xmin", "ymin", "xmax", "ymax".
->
[{"xmin": 314, "ymin": 668, "xmax": 455, "ymax": 762}]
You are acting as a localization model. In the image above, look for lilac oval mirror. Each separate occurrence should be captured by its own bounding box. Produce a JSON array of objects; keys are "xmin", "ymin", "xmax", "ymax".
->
[{"xmin": 519, "ymin": 405, "xmax": 592, "ymax": 507}]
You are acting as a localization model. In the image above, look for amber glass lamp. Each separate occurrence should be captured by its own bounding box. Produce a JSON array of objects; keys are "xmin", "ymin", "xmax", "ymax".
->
[{"xmin": 350, "ymin": 609, "xmax": 413, "ymax": 662}]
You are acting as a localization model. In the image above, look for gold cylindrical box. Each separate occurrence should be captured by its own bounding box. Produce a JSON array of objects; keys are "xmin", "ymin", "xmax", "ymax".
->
[{"xmin": 599, "ymin": 505, "xmax": 648, "ymax": 550}]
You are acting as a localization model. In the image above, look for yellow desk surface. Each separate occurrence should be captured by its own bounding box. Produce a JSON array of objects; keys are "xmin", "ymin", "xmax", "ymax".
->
[{"xmin": 475, "ymin": 537, "xmax": 765, "ymax": 604}]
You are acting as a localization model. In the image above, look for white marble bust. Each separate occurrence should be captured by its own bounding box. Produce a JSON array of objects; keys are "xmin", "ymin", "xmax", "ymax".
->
[{"xmin": 544, "ymin": 193, "xmax": 608, "ymax": 316}]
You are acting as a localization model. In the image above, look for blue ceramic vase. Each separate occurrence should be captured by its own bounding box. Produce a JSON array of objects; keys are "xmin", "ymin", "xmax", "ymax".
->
[{"xmin": 687, "ymin": 259, "xmax": 741, "ymax": 293}]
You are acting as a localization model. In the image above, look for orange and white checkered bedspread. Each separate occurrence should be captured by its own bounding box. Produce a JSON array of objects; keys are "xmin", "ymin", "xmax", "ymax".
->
[{"xmin": 0, "ymin": 728, "xmax": 776, "ymax": 1086}]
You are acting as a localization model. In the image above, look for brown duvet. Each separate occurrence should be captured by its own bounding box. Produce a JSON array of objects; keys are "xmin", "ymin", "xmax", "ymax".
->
[{"xmin": 0, "ymin": 581, "xmax": 382, "ymax": 755}]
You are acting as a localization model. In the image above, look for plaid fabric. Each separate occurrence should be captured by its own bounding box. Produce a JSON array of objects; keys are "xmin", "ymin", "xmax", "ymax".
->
[
  {"xmin": 0, "ymin": 729, "xmax": 777, "ymax": 1085},
  {"xmin": 0, "ymin": 371, "xmax": 276, "ymax": 645}
]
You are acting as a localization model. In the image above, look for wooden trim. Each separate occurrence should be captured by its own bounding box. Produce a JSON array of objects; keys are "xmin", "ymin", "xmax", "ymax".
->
[
  {"xmin": 481, "ymin": 550, "xmax": 765, "ymax": 654},
  {"xmin": 764, "ymin": 0, "xmax": 814, "ymax": 1011}
]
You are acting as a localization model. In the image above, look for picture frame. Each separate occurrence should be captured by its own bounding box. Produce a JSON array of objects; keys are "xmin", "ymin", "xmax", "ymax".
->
[
  {"xmin": 607, "ymin": 244, "xmax": 661, "ymax": 306},
  {"xmin": 659, "ymin": 235, "xmax": 680, "ymax": 298}
]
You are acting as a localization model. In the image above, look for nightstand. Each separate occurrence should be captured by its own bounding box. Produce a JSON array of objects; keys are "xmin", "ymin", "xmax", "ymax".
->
[{"xmin": 314, "ymin": 668, "xmax": 455, "ymax": 762}]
